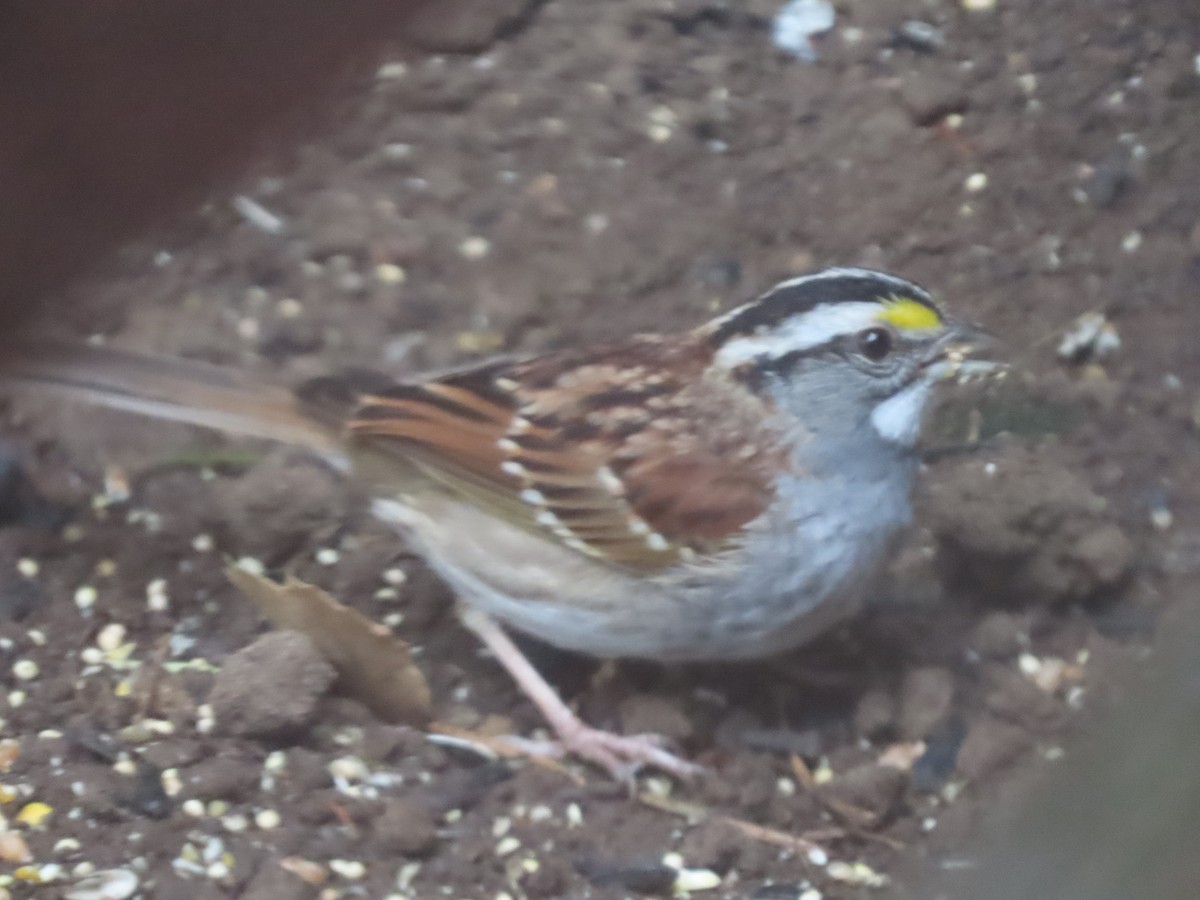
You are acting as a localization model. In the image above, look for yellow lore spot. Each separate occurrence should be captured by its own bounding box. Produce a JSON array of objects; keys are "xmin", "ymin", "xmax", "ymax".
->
[{"xmin": 878, "ymin": 296, "xmax": 942, "ymax": 332}]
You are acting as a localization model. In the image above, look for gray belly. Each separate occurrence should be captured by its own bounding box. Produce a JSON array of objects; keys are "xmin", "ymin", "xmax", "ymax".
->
[{"xmin": 378, "ymin": 462, "xmax": 915, "ymax": 662}]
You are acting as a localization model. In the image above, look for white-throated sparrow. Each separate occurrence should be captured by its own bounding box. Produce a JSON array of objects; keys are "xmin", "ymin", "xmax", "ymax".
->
[{"xmin": 1, "ymin": 267, "xmax": 987, "ymax": 778}]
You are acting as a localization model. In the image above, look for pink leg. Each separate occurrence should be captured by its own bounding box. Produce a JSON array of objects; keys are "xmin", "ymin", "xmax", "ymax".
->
[{"xmin": 458, "ymin": 607, "xmax": 701, "ymax": 781}]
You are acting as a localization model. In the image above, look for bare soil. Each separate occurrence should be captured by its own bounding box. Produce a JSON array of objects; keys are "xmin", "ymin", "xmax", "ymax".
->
[{"xmin": 2, "ymin": 0, "xmax": 1199, "ymax": 897}]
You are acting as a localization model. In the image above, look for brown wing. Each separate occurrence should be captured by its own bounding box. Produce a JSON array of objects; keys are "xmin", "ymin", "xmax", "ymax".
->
[{"xmin": 298, "ymin": 337, "xmax": 784, "ymax": 571}]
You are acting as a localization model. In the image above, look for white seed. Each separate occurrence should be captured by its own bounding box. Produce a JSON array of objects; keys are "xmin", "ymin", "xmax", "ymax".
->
[
  {"xmin": 12, "ymin": 660, "xmax": 38, "ymax": 681},
  {"xmin": 234, "ymin": 557, "xmax": 265, "ymax": 577},
  {"xmin": 146, "ymin": 579, "xmax": 169, "ymax": 612},
  {"xmin": 315, "ymin": 548, "xmax": 340, "ymax": 566},
  {"xmin": 96, "ymin": 623, "xmax": 127, "ymax": 653},
  {"xmin": 673, "ymin": 868, "xmax": 722, "ymax": 892},
  {"xmin": 495, "ymin": 836, "xmax": 521, "ymax": 856},
  {"xmin": 375, "ymin": 263, "xmax": 407, "ymax": 285},
  {"xmin": 964, "ymin": 172, "xmax": 988, "ymax": 193},
  {"xmin": 255, "ymin": 809, "xmax": 281, "ymax": 830},
  {"xmin": 263, "ymin": 751, "xmax": 288, "ymax": 773},
  {"xmin": 459, "ymin": 236, "xmax": 491, "ymax": 260},
  {"xmin": 74, "ymin": 586, "xmax": 97, "ymax": 611},
  {"xmin": 182, "ymin": 799, "xmax": 205, "ymax": 818},
  {"xmin": 16, "ymin": 559, "xmax": 38, "ymax": 578},
  {"xmin": 329, "ymin": 859, "xmax": 366, "ymax": 880}
]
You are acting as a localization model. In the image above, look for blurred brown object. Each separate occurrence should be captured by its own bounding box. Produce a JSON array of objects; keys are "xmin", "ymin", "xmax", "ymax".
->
[
  {"xmin": 899, "ymin": 596, "xmax": 1200, "ymax": 900},
  {"xmin": 0, "ymin": 0, "xmax": 431, "ymax": 334}
]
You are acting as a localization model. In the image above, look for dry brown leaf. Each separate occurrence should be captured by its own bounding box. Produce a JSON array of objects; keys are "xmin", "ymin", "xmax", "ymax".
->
[{"xmin": 227, "ymin": 568, "xmax": 431, "ymax": 725}]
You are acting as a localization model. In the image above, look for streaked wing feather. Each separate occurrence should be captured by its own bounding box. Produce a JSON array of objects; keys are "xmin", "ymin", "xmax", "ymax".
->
[{"xmin": 303, "ymin": 341, "xmax": 780, "ymax": 571}]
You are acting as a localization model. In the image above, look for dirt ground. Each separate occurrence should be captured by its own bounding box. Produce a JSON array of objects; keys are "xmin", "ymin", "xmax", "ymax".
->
[{"xmin": 2, "ymin": 0, "xmax": 1199, "ymax": 897}]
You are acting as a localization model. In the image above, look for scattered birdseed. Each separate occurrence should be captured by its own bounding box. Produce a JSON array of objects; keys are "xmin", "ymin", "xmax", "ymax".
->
[
  {"xmin": 235, "ymin": 557, "xmax": 265, "ymax": 577},
  {"xmin": 329, "ymin": 859, "xmax": 366, "ymax": 880},
  {"xmin": 63, "ymin": 867, "xmax": 138, "ymax": 900},
  {"xmin": 566, "ymin": 803, "xmax": 584, "ymax": 827},
  {"xmin": 232, "ymin": 195, "xmax": 286, "ymax": 235},
  {"xmin": 160, "ymin": 769, "xmax": 181, "ymax": 797},
  {"xmin": 383, "ymin": 567, "xmax": 408, "ymax": 587},
  {"xmin": 146, "ymin": 579, "xmax": 170, "ymax": 612},
  {"xmin": 376, "ymin": 61, "xmax": 408, "ymax": 79},
  {"xmin": 375, "ymin": 263, "xmax": 407, "ymax": 284},
  {"xmin": 255, "ymin": 809, "xmax": 281, "ymax": 830},
  {"xmin": 495, "ymin": 836, "xmax": 521, "ymax": 857},
  {"xmin": 673, "ymin": 868, "xmax": 722, "ymax": 893},
  {"xmin": 806, "ymin": 846, "xmax": 829, "ymax": 867},
  {"xmin": 95, "ymin": 559, "xmax": 117, "ymax": 577},
  {"xmin": 961, "ymin": 0, "xmax": 995, "ymax": 10},
  {"xmin": 15, "ymin": 802, "xmax": 52, "ymax": 827},
  {"xmin": 0, "ymin": 831, "xmax": 32, "ymax": 864},
  {"xmin": 459, "ymin": 236, "xmax": 491, "ymax": 260},
  {"xmin": 182, "ymin": 799, "xmax": 205, "ymax": 818},
  {"xmin": 96, "ymin": 623, "xmax": 127, "ymax": 653},
  {"xmin": 15, "ymin": 559, "xmax": 38, "ymax": 579},
  {"xmin": 27, "ymin": 631, "xmax": 45, "ymax": 648},
  {"xmin": 7, "ymin": 692, "xmax": 25, "ymax": 709},
  {"xmin": 280, "ymin": 857, "xmax": 327, "ymax": 884},
  {"xmin": 264, "ymin": 751, "xmax": 288, "ymax": 774},
  {"xmin": 315, "ymin": 548, "xmax": 340, "ymax": 566},
  {"xmin": 53, "ymin": 837, "xmax": 81, "ymax": 855},
  {"xmin": 11, "ymin": 661, "xmax": 38, "ymax": 682},
  {"xmin": 113, "ymin": 759, "xmax": 137, "ymax": 777},
  {"xmin": 221, "ymin": 813, "xmax": 248, "ymax": 833},
  {"xmin": 74, "ymin": 586, "xmax": 97, "ymax": 611},
  {"xmin": 799, "ymin": 890, "xmax": 823, "ymax": 900},
  {"xmin": 964, "ymin": 172, "xmax": 988, "ymax": 193},
  {"xmin": 827, "ymin": 860, "xmax": 888, "ymax": 887},
  {"xmin": 1121, "ymin": 229, "xmax": 1143, "ymax": 253}
]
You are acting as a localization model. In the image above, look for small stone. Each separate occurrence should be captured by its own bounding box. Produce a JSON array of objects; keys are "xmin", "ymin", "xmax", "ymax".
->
[
  {"xmin": 816, "ymin": 764, "xmax": 909, "ymax": 827},
  {"xmin": 897, "ymin": 667, "xmax": 956, "ymax": 740},
  {"xmin": 956, "ymin": 717, "xmax": 1031, "ymax": 779},
  {"xmin": 854, "ymin": 689, "xmax": 897, "ymax": 740},
  {"xmin": 971, "ymin": 612, "xmax": 1028, "ymax": 659},
  {"xmin": 208, "ymin": 632, "xmax": 335, "ymax": 740},
  {"xmin": 617, "ymin": 694, "xmax": 694, "ymax": 746},
  {"xmin": 898, "ymin": 73, "xmax": 969, "ymax": 126},
  {"xmin": 371, "ymin": 797, "xmax": 439, "ymax": 857}
]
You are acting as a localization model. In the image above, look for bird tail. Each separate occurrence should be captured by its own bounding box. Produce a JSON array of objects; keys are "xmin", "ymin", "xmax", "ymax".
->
[{"xmin": 0, "ymin": 339, "xmax": 346, "ymax": 465}]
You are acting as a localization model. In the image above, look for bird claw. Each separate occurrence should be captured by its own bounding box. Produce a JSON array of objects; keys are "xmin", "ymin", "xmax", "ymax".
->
[{"xmin": 511, "ymin": 723, "xmax": 702, "ymax": 782}]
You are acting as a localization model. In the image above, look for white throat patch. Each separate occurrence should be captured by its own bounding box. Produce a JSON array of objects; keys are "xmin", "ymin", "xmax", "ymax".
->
[{"xmin": 870, "ymin": 380, "xmax": 932, "ymax": 446}]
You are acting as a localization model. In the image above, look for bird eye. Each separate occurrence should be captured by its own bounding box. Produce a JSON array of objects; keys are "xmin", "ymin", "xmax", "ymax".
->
[{"xmin": 857, "ymin": 327, "xmax": 894, "ymax": 362}]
